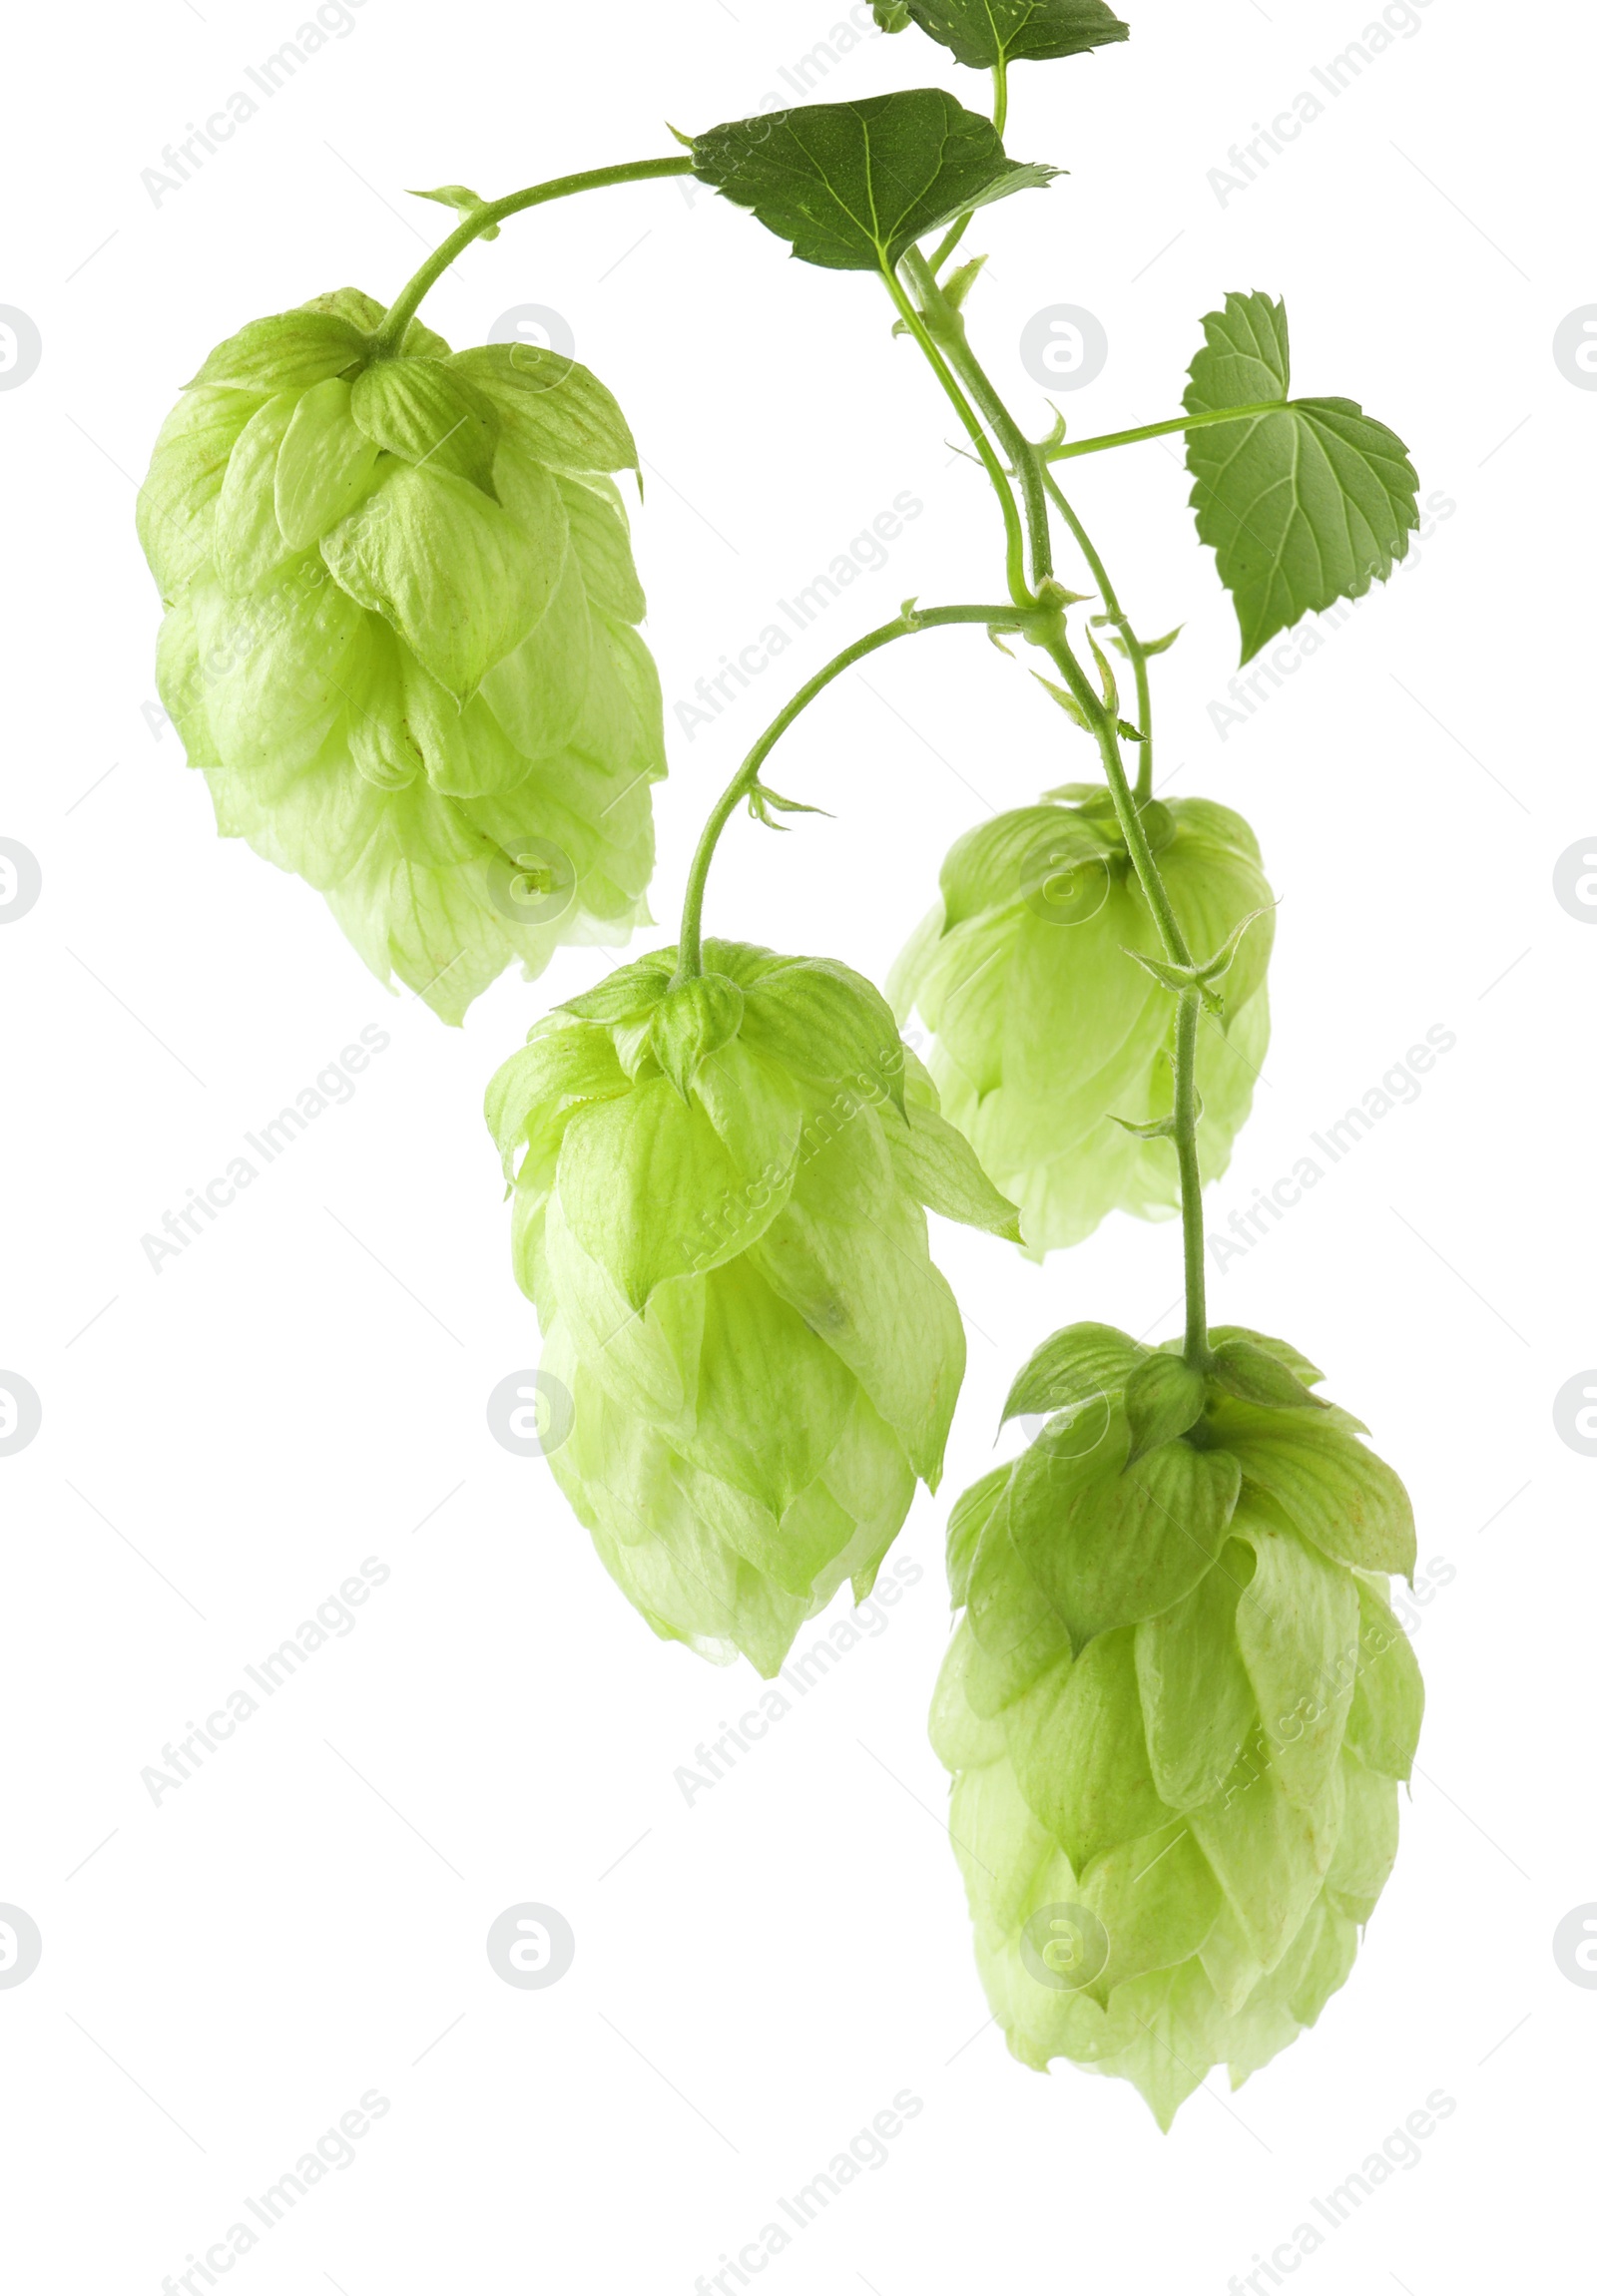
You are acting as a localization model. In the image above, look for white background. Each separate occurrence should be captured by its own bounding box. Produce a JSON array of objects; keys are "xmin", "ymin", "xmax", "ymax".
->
[{"xmin": 2, "ymin": 0, "xmax": 1589, "ymax": 2288}]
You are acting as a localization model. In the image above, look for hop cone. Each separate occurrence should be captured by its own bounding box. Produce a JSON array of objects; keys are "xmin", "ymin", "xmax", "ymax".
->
[
  {"xmin": 890, "ymin": 788, "xmax": 1273, "ymax": 1253},
  {"xmin": 485, "ymin": 938, "xmax": 1020, "ymax": 1674},
  {"xmin": 932, "ymin": 1320, "xmax": 1422, "ymax": 2127},
  {"xmin": 138, "ymin": 288, "xmax": 666, "ymax": 1023}
]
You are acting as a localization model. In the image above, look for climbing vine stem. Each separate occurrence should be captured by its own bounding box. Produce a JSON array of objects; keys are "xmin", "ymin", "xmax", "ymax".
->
[
  {"xmin": 372, "ymin": 156, "xmax": 694, "ymax": 355},
  {"xmin": 673, "ymin": 605, "xmax": 1037, "ymax": 984},
  {"xmin": 893, "ymin": 239, "xmax": 1213, "ymax": 1365}
]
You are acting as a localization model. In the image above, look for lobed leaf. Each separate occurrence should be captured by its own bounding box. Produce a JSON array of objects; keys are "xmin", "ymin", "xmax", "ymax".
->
[
  {"xmin": 877, "ymin": 0, "xmax": 1129, "ymax": 67},
  {"xmin": 690, "ymin": 91, "xmax": 1057, "ymax": 272},
  {"xmin": 1184, "ymin": 290, "xmax": 1419, "ymax": 663}
]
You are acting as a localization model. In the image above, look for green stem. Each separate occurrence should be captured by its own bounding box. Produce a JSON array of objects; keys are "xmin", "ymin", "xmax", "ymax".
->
[
  {"xmin": 879, "ymin": 237, "xmax": 1218, "ymax": 1355},
  {"xmin": 899, "ymin": 247, "xmax": 1053, "ymax": 591},
  {"xmin": 888, "ymin": 286, "xmax": 1203, "ymax": 1346},
  {"xmin": 674, "ymin": 604, "xmax": 1033, "ymax": 982},
  {"xmin": 1045, "ymin": 638, "xmax": 1190, "ymax": 967},
  {"xmin": 928, "ymin": 59, "xmax": 1008, "ymax": 276},
  {"xmin": 1043, "ymin": 402, "xmax": 1284, "ymax": 463},
  {"xmin": 1172, "ymin": 990, "xmax": 1209, "ymax": 1365},
  {"xmin": 878, "ymin": 263, "xmax": 1033, "ymax": 609},
  {"xmin": 899, "ymin": 256, "xmax": 1163, "ymax": 799},
  {"xmin": 1064, "ymin": 655, "xmax": 1208, "ymax": 1366},
  {"xmin": 372, "ymin": 156, "xmax": 695, "ymax": 355},
  {"xmin": 1038, "ymin": 463, "xmax": 1155, "ymax": 801}
]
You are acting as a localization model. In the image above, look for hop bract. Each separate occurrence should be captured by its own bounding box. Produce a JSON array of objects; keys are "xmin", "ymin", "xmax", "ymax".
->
[
  {"xmin": 486, "ymin": 938, "xmax": 1021, "ymax": 1675},
  {"xmin": 932, "ymin": 1320, "xmax": 1422, "ymax": 2127},
  {"xmin": 889, "ymin": 788, "xmax": 1273, "ymax": 1253},
  {"xmin": 138, "ymin": 289, "xmax": 666, "ymax": 1023}
]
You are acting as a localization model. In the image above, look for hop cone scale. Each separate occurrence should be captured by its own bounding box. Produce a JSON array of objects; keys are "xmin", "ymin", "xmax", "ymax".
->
[
  {"xmin": 485, "ymin": 939, "xmax": 1021, "ymax": 1674},
  {"xmin": 890, "ymin": 788, "xmax": 1273, "ymax": 1253},
  {"xmin": 138, "ymin": 289, "xmax": 666, "ymax": 1022},
  {"xmin": 932, "ymin": 1320, "xmax": 1422, "ymax": 2126}
]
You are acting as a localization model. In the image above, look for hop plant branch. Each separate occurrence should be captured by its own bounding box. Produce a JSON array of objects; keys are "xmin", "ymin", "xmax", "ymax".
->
[
  {"xmin": 878, "ymin": 260, "xmax": 1034, "ymax": 607},
  {"xmin": 673, "ymin": 603, "xmax": 1037, "ymax": 982},
  {"xmin": 926, "ymin": 58, "xmax": 1010, "ymax": 276},
  {"xmin": 890, "ymin": 240, "xmax": 1214, "ymax": 1365},
  {"xmin": 899, "ymin": 249, "xmax": 1166, "ymax": 807},
  {"xmin": 371, "ymin": 155, "xmax": 696, "ymax": 355}
]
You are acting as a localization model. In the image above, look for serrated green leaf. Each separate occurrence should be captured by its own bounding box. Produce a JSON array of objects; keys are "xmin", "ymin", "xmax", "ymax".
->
[
  {"xmin": 889, "ymin": 0, "xmax": 1129, "ymax": 69},
  {"xmin": 1002, "ymin": 1320, "xmax": 1143, "ymax": 1424},
  {"xmin": 1185, "ymin": 290, "xmax": 1419, "ymax": 663},
  {"xmin": 690, "ymin": 92, "xmax": 1058, "ymax": 273},
  {"xmin": 1124, "ymin": 1353, "xmax": 1208, "ymax": 1463}
]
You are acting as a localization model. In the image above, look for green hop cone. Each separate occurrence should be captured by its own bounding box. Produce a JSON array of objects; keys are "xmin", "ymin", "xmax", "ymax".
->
[
  {"xmin": 932, "ymin": 1320, "xmax": 1422, "ymax": 2127},
  {"xmin": 485, "ymin": 938, "xmax": 1021, "ymax": 1675},
  {"xmin": 138, "ymin": 288, "xmax": 667, "ymax": 1023},
  {"xmin": 889, "ymin": 788, "xmax": 1274, "ymax": 1253}
]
